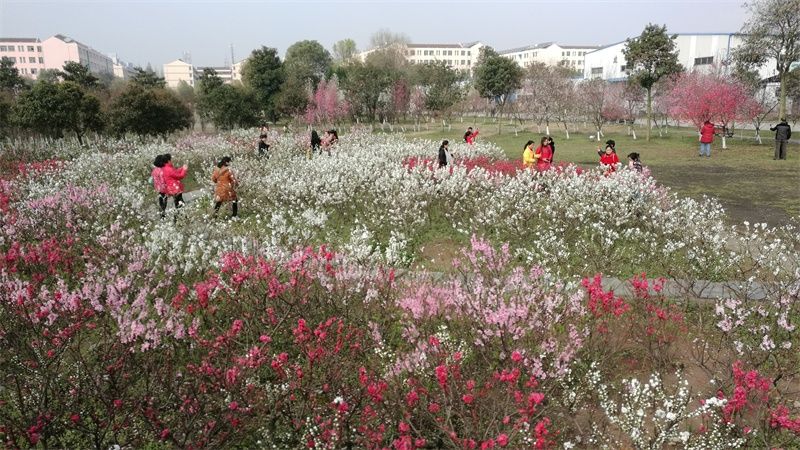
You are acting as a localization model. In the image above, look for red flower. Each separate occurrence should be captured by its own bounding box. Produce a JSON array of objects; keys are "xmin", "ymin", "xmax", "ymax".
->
[
  {"xmin": 497, "ymin": 434, "xmax": 509, "ymax": 447},
  {"xmin": 462, "ymin": 394, "xmax": 475, "ymax": 405},
  {"xmin": 428, "ymin": 402, "xmax": 441, "ymax": 413}
]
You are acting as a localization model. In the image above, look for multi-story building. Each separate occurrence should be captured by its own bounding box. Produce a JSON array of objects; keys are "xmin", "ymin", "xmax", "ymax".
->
[
  {"xmin": 404, "ymin": 42, "xmax": 484, "ymax": 71},
  {"xmin": 111, "ymin": 55, "xmax": 135, "ymax": 80},
  {"xmin": 500, "ymin": 42, "xmax": 600, "ymax": 70},
  {"xmin": 163, "ymin": 59, "xmax": 245, "ymax": 88},
  {"xmin": 0, "ymin": 37, "xmax": 46, "ymax": 79},
  {"xmin": 42, "ymin": 34, "xmax": 114, "ymax": 76},
  {"xmin": 583, "ymin": 33, "xmax": 776, "ymax": 81}
]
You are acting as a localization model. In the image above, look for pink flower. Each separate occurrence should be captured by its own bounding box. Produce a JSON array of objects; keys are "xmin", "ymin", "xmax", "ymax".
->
[
  {"xmin": 462, "ymin": 394, "xmax": 475, "ymax": 405},
  {"xmin": 259, "ymin": 335, "xmax": 271, "ymax": 343},
  {"xmin": 435, "ymin": 365, "xmax": 447, "ymax": 388},
  {"xmin": 398, "ymin": 421, "xmax": 410, "ymax": 433},
  {"xmin": 160, "ymin": 428, "xmax": 170, "ymax": 440},
  {"xmin": 228, "ymin": 401, "xmax": 239, "ymax": 411},
  {"xmin": 497, "ymin": 434, "xmax": 509, "ymax": 447},
  {"xmin": 466, "ymin": 380, "xmax": 475, "ymax": 391},
  {"xmin": 511, "ymin": 351, "xmax": 523, "ymax": 363},
  {"xmin": 428, "ymin": 402, "xmax": 440, "ymax": 413},
  {"xmin": 406, "ymin": 390, "xmax": 419, "ymax": 407}
]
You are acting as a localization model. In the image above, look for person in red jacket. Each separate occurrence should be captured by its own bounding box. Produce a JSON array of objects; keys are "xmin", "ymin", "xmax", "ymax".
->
[
  {"xmin": 160, "ymin": 153, "xmax": 188, "ymax": 220},
  {"xmin": 464, "ymin": 127, "xmax": 479, "ymax": 144},
  {"xmin": 534, "ymin": 136, "xmax": 553, "ymax": 172},
  {"xmin": 699, "ymin": 120, "xmax": 716, "ymax": 157},
  {"xmin": 599, "ymin": 141, "xmax": 620, "ymax": 174},
  {"xmin": 151, "ymin": 154, "xmax": 168, "ymax": 219}
]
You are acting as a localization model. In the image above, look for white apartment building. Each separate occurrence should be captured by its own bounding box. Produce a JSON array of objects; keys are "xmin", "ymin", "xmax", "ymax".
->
[
  {"xmin": 405, "ymin": 42, "xmax": 484, "ymax": 71},
  {"xmin": 500, "ymin": 42, "xmax": 600, "ymax": 70},
  {"xmin": 583, "ymin": 33, "xmax": 776, "ymax": 81},
  {"xmin": 0, "ymin": 38, "xmax": 45, "ymax": 79},
  {"xmin": 42, "ymin": 34, "xmax": 114, "ymax": 76},
  {"xmin": 163, "ymin": 59, "xmax": 244, "ymax": 88}
]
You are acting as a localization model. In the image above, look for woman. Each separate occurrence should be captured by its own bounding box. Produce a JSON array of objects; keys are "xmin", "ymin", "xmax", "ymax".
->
[
  {"xmin": 534, "ymin": 136, "xmax": 553, "ymax": 172},
  {"xmin": 464, "ymin": 127, "xmax": 479, "ymax": 144},
  {"xmin": 321, "ymin": 129, "xmax": 338, "ymax": 156},
  {"xmin": 438, "ymin": 140, "xmax": 451, "ymax": 168},
  {"xmin": 310, "ymin": 130, "xmax": 322, "ymax": 157},
  {"xmin": 597, "ymin": 139, "xmax": 616, "ymax": 157},
  {"xmin": 160, "ymin": 153, "xmax": 188, "ymax": 218},
  {"xmin": 599, "ymin": 143, "xmax": 620, "ymax": 174},
  {"xmin": 151, "ymin": 154, "xmax": 168, "ymax": 218},
  {"xmin": 522, "ymin": 140, "xmax": 536, "ymax": 169},
  {"xmin": 212, "ymin": 156, "xmax": 238, "ymax": 218}
]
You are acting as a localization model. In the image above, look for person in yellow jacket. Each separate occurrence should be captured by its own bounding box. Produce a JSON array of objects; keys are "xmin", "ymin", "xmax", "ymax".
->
[{"xmin": 522, "ymin": 140, "xmax": 537, "ymax": 168}]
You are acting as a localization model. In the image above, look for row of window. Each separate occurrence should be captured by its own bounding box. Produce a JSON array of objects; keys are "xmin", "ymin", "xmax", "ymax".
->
[
  {"xmin": 694, "ymin": 56, "xmax": 714, "ymax": 65},
  {"xmin": 411, "ymin": 59, "xmax": 472, "ymax": 66},
  {"xmin": 0, "ymin": 45, "xmax": 42, "ymax": 52},
  {"xmin": 410, "ymin": 49, "xmax": 472, "ymax": 57},
  {"xmin": 18, "ymin": 67, "xmax": 38, "ymax": 75},
  {"xmin": 2, "ymin": 56, "xmax": 44, "ymax": 64},
  {"xmin": 562, "ymin": 51, "xmax": 587, "ymax": 57}
]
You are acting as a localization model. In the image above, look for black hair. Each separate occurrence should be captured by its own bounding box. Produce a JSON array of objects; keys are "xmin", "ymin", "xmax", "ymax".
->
[
  {"xmin": 627, "ymin": 152, "xmax": 640, "ymax": 161},
  {"xmin": 440, "ymin": 140, "xmax": 449, "ymax": 150},
  {"xmin": 153, "ymin": 154, "xmax": 166, "ymax": 168},
  {"xmin": 217, "ymin": 156, "xmax": 232, "ymax": 168},
  {"xmin": 163, "ymin": 153, "xmax": 172, "ymax": 163},
  {"xmin": 328, "ymin": 129, "xmax": 338, "ymax": 141},
  {"xmin": 524, "ymin": 140, "xmax": 534, "ymax": 149},
  {"xmin": 311, "ymin": 130, "xmax": 321, "ymax": 147},
  {"xmin": 259, "ymin": 134, "xmax": 267, "ymax": 139},
  {"xmin": 605, "ymin": 139, "xmax": 615, "ymax": 148}
]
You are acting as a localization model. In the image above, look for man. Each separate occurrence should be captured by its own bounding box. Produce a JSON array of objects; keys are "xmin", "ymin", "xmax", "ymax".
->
[{"xmin": 769, "ymin": 119, "xmax": 792, "ymax": 160}]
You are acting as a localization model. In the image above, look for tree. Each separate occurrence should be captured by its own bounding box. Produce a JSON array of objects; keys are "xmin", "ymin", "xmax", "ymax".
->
[
  {"xmin": 340, "ymin": 61, "xmax": 394, "ymax": 122},
  {"xmin": 130, "ymin": 67, "xmax": 167, "ymax": 88},
  {"xmin": 523, "ymin": 63, "xmax": 574, "ymax": 136},
  {"xmin": 473, "ymin": 47, "xmax": 524, "ymax": 133},
  {"xmin": 578, "ymin": 78, "xmax": 615, "ymax": 141},
  {"xmin": 412, "ymin": 61, "xmax": 465, "ymax": 120},
  {"xmin": 13, "ymin": 80, "xmax": 103, "ymax": 143},
  {"xmin": 284, "ymin": 40, "xmax": 332, "ymax": 88},
  {"xmin": 735, "ymin": 0, "xmax": 800, "ymax": 118},
  {"xmin": 623, "ymin": 24, "xmax": 684, "ymax": 141},
  {"xmin": 109, "ymin": 84, "xmax": 192, "ymax": 137},
  {"xmin": 241, "ymin": 46, "xmax": 284, "ymax": 120},
  {"xmin": 175, "ymin": 80, "xmax": 196, "ymax": 110},
  {"xmin": 620, "ymin": 81, "xmax": 645, "ymax": 139},
  {"xmin": 304, "ymin": 76, "xmax": 349, "ymax": 125},
  {"xmin": 370, "ymin": 29, "xmax": 410, "ymax": 49},
  {"xmin": 0, "ymin": 57, "xmax": 25, "ymax": 92},
  {"xmin": 332, "ymin": 39, "xmax": 358, "ymax": 64},
  {"xmin": 59, "ymin": 61, "xmax": 98, "ymax": 88}
]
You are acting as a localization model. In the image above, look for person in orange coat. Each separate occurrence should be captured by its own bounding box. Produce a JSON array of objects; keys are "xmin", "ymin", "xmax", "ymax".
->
[{"xmin": 212, "ymin": 156, "xmax": 238, "ymax": 218}]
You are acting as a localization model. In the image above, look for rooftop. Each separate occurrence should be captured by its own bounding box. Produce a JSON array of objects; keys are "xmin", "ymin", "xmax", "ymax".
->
[
  {"xmin": 408, "ymin": 41, "xmax": 481, "ymax": 49},
  {"xmin": 0, "ymin": 37, "xmax": 41, "ymax": 43}
]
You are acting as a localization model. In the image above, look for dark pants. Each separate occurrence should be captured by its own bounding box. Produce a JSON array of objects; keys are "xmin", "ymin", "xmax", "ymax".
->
[
  {"xmin": 158, "ymin": 193, "xmax": 184, "ymax": 219},
  {"xmin": 774, "ymin": 140, "xmax": 787, "ymax": 160},
  {"xmin": 214, "ymin": 200, "xmax": 238, "ymax": 217}
]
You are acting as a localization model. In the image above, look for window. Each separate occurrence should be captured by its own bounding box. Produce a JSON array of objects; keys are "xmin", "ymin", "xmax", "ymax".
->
[
  {"xmin": 591, "ymin": 67, "xmax": 603, "ymax": 74},
  {"xmin": 28, "ymin": 46, "xmax": 35, "ymax": 52},
  {"xmin": 37, "ymin": 46, "xmax": 42, "ymax": 52},
  {"xmin": 436, "ymin": 50, "xmax": 440, "ymax": 55},
  {"xmin": 448, "ymin": 50, "xmax": 453, "ymax": 55},
  {"xmin": 0, "ymin": 46, "xmax": 5, "ymax": 51},
  {"xmin": 29, "ymin": 57, "xmax": 36, "ymax": 63},
  {"xmin": 18, "ymin": 45, "xmax": 23, "ymax": 51},
  {"xmin": 461, "ymin": 50, "xmax": 465, "ymax": 56},
  {"xmin": 694, "ymin": 56, "xmax": 713, "ymax": 65},
  {"xmin": 31, "ymin": 68, "xmax": 37, "ymax": 74},
  {"xmin": 9, "ymin": 56, "xmax": 16, "ymax": 63},
  {"xmin": 21, "ymin": 68, "xmax": 26, "ymax": 74},
  {"xmin": 461, "ymin": 60, "xmax": 466, "ymax": 65},
  {"xmin": 562, "ymin": 51, "xmax": 565, "ymax": 56},
  {"xmin": 467, "ymin": 51, "xmax": 471, "ymax": 56},
  {"xmin": 38, "ymin": 57, "xmax": 43, "ymax": 63}
]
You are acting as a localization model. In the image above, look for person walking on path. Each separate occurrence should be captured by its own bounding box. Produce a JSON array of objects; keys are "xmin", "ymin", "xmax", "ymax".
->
[
  {"xmin": 770, "ymin": 119, "xmax": 792, "ymax": 160},
  {"xmin": 212, "ymin": 156, "xmax": 238, "ymax": 219},
  {"xmin": 464, "ymin": 127, "xmax": 479, "ymax": 144},
  {"xmin": 699, "ymin": 120, "xmax": 716, "ymax": 157},
  {"xmin": 438, "ymin": 140, "xmax": 452, "ymax": 168},
  {"xmin": 522, "ymin": 140, "xmax": 536, "ymax": 169},
  {"xmin": 534, "ymin": 136, "xmax": 553, "ymax": 172},
  {"xmin": 151, "ymin": 154, "xmax": 168, "ymax": 219},
  {"xmin": 161, "ymin": 154, "xmax": 188, "ymax": 220}
]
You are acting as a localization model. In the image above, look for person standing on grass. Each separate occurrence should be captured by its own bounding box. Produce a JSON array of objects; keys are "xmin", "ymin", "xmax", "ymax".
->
[
  {"xmin": 534, "ymin": 136, "xmax": 553, "ymax": 172},
  {"xmin": 464, "ymin": 127, "xmax": 479, "ymax": 144},
  {"xmin": 770, "ymin": 119, "xmax": 792, "ymax": 160},
  {"xmin": 160, "ymin": 154, "xmax": 188, "ymax": 220},
  {"xmin": 599, "ymin": 142, "xmax": 620, "ymax": 174},
  {"xmin": 212, "ymin": 156, "xmax": 238, "ymax": 219},
  {"xmin": 151, "ymin": 154, "xmax": 168, "ymax": 219},
  {"xmin": 699, "ymin": 120, "xmax": 715, "ymax": 157},
  {"xmin": 522, "ymin": 140, "xmax": 536, "ymax": 169}
]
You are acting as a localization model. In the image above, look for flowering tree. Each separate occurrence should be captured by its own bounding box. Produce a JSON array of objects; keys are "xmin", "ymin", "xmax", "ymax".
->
[
  {"xmin": 579, "ymin": 78, "xmax": 616, "ymax": 141},
  {"xmin": 304, "ymin": 75, "xmax": 349, "ymax": 126}
]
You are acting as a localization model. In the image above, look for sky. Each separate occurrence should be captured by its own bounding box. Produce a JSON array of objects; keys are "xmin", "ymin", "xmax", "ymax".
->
[{"xmin": 1, "ymin": 0, "xmax": 749, "ymax": 69}]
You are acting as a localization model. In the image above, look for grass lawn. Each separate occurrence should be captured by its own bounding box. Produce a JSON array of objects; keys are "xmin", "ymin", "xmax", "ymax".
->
[{"xmin": 385, "ymin": 122, "xmax": 800, "ymax": 227}]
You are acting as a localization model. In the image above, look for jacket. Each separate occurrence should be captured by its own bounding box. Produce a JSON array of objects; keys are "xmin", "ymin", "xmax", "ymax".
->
[
  {"xmin": 212, "ymin": 166, "xmax": 237, "ymax": 202},
  {"xmin": 151, "ymin": 167, "xmax": 166, "ymax": 193},
  {"xmin": 438, "ymin": 147, "xmax": 448, "ymax": 167},
  {"xmin": 600, "ymin": 152, "xmax": 620, "ymax": 172},
  {"xmin": 522, "ymin": 147, "xmax": 536, "ymax": 168},
  {"xmin": 161, "ymin": 161, "xmax": 186, "ymax": 196},
  {"xmin": 770, "ymin": 122, "xmax": 792, "ymax": 141},
  {"xmin": 700, "ymin": 122, "xmax": 715, "ymax": 144},
  {"xmin": 465, "ymin": 130, "xmax": 479, "ymax": 144},
  {"xmin": 535, "ymin": 145, "xmax": 553, "ymax": 172}
]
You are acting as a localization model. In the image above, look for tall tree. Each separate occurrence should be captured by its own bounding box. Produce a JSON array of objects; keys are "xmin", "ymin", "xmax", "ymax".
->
[
  {"xmin": 412, "ymin": 61, "xmax": 466, "ymax": 119},
  {"xmin": 109, "ymin": 84, "xmax": 191, "ymax": 137},
  {"xmin": 340, "ymin": 61, "xmax": 394, "ymax": 122},
  {"xmin": 241, "ymin": 46, "xmax": 284, "ymax": 120},
  {"xmin": 370, "ymin": 29, "xmax": 410, "ymax": 49},
  {"xmin": 175, "ymin": 80, "xmax": 196, "ymax": 110},
  {"xmin": 0, "ymin": 57, "xmax": 25, "ymax": 92},
  {"xmin": 59, "ymin": 61, "xmax": 99, "ymax": 88},
  {"xmin": 473, "ymin": 47, "xmax": 523, "ymax": 134},
  {"xmin": 130, "ymin": 67, "xmax": 167, "ymax": 88},
  {"xmin": 578, "ymin": 78, "xmax": 615, "ymax": 142},
  {"xmin": 13, "ymin": 80, "xmax": 103, "ymax": 143},
  {"xmin": 332, "ymin": 39, "xmax": 358, "ymax": 64},
  {"xmin": 623, "ymin": 24, "xmax": 683, "ymax": 141},
  {"xmin": 284, "ymin": 40, "xmax": 332, "ymax": 88},
  {"xmin": 735, "ymin": 0, "xmax": 800, "ymax": 119}
]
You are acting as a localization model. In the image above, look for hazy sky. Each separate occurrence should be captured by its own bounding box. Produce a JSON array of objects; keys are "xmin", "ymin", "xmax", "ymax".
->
[{"xmin": 1, "ymin": 0, "xmax": 748, "ymax": 69}]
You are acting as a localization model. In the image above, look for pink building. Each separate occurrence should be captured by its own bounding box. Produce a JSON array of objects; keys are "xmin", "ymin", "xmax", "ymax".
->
[
  {"xmin": 0, "ymin": 38, "xmax": 45, "ymax": 79},
  {"xmin": 42, "ymin": 34, "xmax": 113, "ymax": 76}
]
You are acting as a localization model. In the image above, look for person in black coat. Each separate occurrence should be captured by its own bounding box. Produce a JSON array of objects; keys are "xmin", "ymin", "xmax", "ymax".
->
[
  {"xmin": 258, "ymin": 134, "xmax": 270, "ymax": 158},
  {"xmin": 770, "ymin": 119, "xmax": 792, "ymax": 160},
  {"xmin": 438, "ymin": 140, "xmax": 450, "ymax": 168}
]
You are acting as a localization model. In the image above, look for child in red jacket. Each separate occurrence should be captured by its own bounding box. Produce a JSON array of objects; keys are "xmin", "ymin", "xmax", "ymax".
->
[
  {"xmin": 699, "ymin": 120, "xmax": 715, "ymax": 157},
  {"xmin": 598, "ymin": 140, "xmax": 620, "ymax": 174}
]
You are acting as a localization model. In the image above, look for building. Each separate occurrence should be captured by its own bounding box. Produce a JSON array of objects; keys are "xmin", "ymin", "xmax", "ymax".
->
[
  {"xmin": 0, "ymin": 38, "xmax": 46, "ymax": 79},
  {"xmin": 42, "ymin": 34, "xmax": 114, "ymax": 76},
  {"xmin": 583, "ymin": 33, "xmax": 776, "ymax": 81},
  {"xmin": 358, "ymin": 41, "xmax": 484, "ymax": 72},
  {"xmin": 111, "ymin": 54, "xmax": 135, "ymax": 80},
  {"xmin": 500, "ymin": 42, "xmax": 600, "ymax": 70},
  {"xmin": 163, "ymin": 59, "xmax": 244, "ymax": 88}
]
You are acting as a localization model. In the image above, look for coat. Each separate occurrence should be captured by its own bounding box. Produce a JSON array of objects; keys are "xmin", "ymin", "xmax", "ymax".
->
[
  {"xmin": 151, "ymin": 167, "xmax": 166, "ymax": 193},
  {"xmin": 465, "ymin": 130, "xmax": 479, "ymax": 144},
  {"xmin": 700, "ymin": 122, "xmax": 715, "ymax": 143},
  {"xmin": 438, "ymin": 146, "xmax": 448, "ymax": 167},
  {"xmin": 523, "ymin": 147, "xmax": 536, "ymax": 168},
  {"xmin": 212, "ymin": 166, "xmax": 237, "ymax": 202},
  {"xmin": 771, "ymin": 122, "xmax": 792, "ymax": 141},
  {"xmin": 535, "ymin": 145, "xmax": 553, "ymax": 172},
  {"xmin": 600, "ymin": 152, "xmax": 620, "ymax": 173},
  {"xmin": 161, "ymin": 161, "xmax": 186, "ymax": 196}
]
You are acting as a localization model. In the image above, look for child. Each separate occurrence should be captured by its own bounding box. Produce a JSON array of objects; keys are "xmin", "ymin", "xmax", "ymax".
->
[
  {"xmin": 151, "ymin": 154, "xmax": 168, "ymax": 218},
  {"xmin": 257, "ymin": 134, "xmax": 270, "ymax": 158},
  {"xmin": 212, "ymin": 156, "xmax": 238, "ymax": 218},
  {"xmin": 627, "ymin": 152, "xmax": 643, "ymax": 173},
  {"xmin": 599, "ymin": 142, "xmax": 620, "ymax": 174},
  {"xmin": 464, "ymin": 127, "xmax": 479, "ymax": 144}
]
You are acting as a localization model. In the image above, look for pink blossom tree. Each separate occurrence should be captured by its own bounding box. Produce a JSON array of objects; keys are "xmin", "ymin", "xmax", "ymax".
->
[{"xmin": 304, "ymin": 76, "xmax": 349, "ymax": 127}]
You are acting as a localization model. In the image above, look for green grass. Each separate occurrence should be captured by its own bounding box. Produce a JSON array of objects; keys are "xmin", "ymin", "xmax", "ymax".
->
[{"xmin": 388, "ymin": 122, "xmax": 800, "ymax": 227}]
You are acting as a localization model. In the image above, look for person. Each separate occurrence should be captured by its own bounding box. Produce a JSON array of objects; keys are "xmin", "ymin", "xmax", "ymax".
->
[
  {"xmin": 464, "ymin": 127, "xmax": 479, "ymax": 144},
  {"xmin": 212, "ymin": 156, "xmax": 238, "ymax": 219},
  {"xmin": 522, "ymin": 140, "xmax": 536, "ymax": 169},
  {"xmin": 770, "ymin": 118, "xmax": 792, "ymax": 160},
  {"xmin": 599, "ymin": 142, "xmax": 620, "ymax": 173},
  {"xmin": 258, "ymin": 134, "xmax": 270, "ymax": 158},
  {"xmin": 160, "ymin": 154, "xmax": 187, "ymax": 220},
  {"xmin": 627, "ymin": 152, "xmax": 643, "ymax": 173},
  {"xmin": 438, "ymin": 140, "xmax": 452, "ymax": 168},
  {"xmin": 321, "ymin": 129, "xmax": 338, "ymax": 156},
  {"xmin": 548, "ymin": 136, "xmax": 556, "ymax": 158},
  {"xmin": 310, "ymin": 130, "xmax": 322, "ymax": 157},
  {"xmin": 699, "ymin": 120, "xmax": 715, "ymax": 157},
  {"xmin": 151, "ymin": 154, "xmax": 168, "ymax": 218},
  {"xmin": 534, "ymin": 136, "xmax": 553, "ymax": 172},
  {"xmin": 597, "ymin": 139, "xmax": 617, "ymax": 157}
]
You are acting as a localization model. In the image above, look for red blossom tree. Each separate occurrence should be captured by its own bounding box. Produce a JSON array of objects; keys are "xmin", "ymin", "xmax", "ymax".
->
[{"xmin": 304, "ymin": 76, "xmax": 349, "ymax": 126}]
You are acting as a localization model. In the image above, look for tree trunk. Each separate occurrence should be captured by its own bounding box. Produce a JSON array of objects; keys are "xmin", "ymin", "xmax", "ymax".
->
[
  {"xmin": 755, "ymin": 127, "xmax": 762, "ymax": 145},
  {"xmin": 597, "ymin": 128, "xmax": 602, "ymax": 142},
  {"xmin": 779, "ymin": 71, "xmax": 787, "ymax": 119},
  {"xmin": 646, "ymin": 88, "xmax": 652, "ymax": 141},
  {"xmin": 722, "ymin": 134, "xmax": 727, "ymax": 149},
  {"xmin": 545, "ymin": 122, "xmax": 550, "ymax": 136},
  {"xmin": 632, "ymin": 128, "xmax": 637, "ymax": 140}
]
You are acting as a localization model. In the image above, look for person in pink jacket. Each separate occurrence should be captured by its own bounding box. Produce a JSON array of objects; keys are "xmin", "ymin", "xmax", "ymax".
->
[
  {"xmin": 151, "ymin": 154, "xmax": 168, "ymax": 218},
  {"xmin": 160, "ymin": 153, "xmax": 188, "ymax": 220}
]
